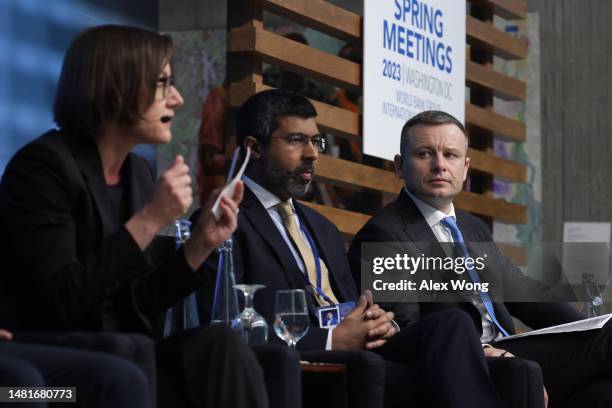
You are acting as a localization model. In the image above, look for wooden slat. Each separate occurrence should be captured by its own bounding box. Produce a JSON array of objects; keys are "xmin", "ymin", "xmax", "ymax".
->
[
  {"xmin": 300, "ymin": 201, "xmax": 371, "ymax": 236},
  {"xmin": 228, "ymin": 80, "xmax": 526, "ymax": 182},
  {"xmin": 467, "ymin": 16, "xmax": 527, "ymax": 60},
  {"xmin": 251, "ymin": 0, "xmax": 527, "ymax": 56},
  {"xmin": 228, "ymin": 16, "xmax": 526, "ymax": 143},
  {"xmin": 300, "ymin": 202, "xmax": 527, "ymax": 264},
  {"xmin": 229, "ymin": 80, "xmax": 526, "ymax": 144},
  {"xmin": 466, "ymin": 61, "xmax": 526, "ymax": 101},
  {"xmin": 252, "ymin": 0, "xmax": 360, "ymax": 41},
  {"xmin": 468, "ymin": 0, "xmax": 527, "ymax": 20},
  {"xmin": 467, "ymin": 148, "xmax": 526, "ymax": 183},
  {"xmin": 315, "ymin": 155, "xmax": 402, "ymax": 194},
  {"xmin": 226, "ymin": 0, "xmax": 530, "ymax": 261},
  {"xmin": 497, "ymin": 243, "xmax": 527, "ymax": 265},
  {"xmin": 466, "ymin": 103, "xmax": 526, "ymax": 142},
  {"xmin": 316, "ymin": 153, "xmax": 525, "ymax": 193},
  {"xmin": 301, "ymin": 362, "xmax": 347, "ymax": 373},
  {"xmin": 454, "ymin": 191, "xmax": 526, "ymax": 224},
  {"xmin": 229, "ymin": 84, "xmax": 524, "ymax": 146},
  {"xmin": 227, "ymin": 80, "xmax": 360, "ymax": 140},
  {"xmin": 234, "ymin": 12, "xmax": 525, "ymax": 95},
  {"xmin": 228, "ymin": 77, "xmax": 260, "ymax": 107},
  {"xmin": 314, "ymin": 155, "xmax": 525, "ymax": 224},
  {"xmin": 469, "ymin": 0, "xmax": 527, "ymax": 20},
  {"xmin": 229, "ymin": 25, "xmax": 360, "ymax": 90}
]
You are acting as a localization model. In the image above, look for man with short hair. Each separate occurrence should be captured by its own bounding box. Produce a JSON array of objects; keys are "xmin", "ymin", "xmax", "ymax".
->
[
  {"xmin": 198, "ymin": 90, "xmax": 504, "ymax": 408},
  {"xmin": 348, "ymin": 110, "xmax": 612, "ymax": 406}
]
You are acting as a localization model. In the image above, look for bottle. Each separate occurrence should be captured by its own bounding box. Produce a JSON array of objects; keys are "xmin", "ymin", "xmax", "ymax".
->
[
  {"xmin": 163, "ymin": 219, "xmax": 200, "ymax": 337},
  {"xmin": 209, "ymin": 238, "xmax": 243, "ymax": 332}
]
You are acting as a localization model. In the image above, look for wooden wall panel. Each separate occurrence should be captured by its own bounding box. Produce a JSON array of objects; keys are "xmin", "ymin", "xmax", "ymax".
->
[
  {"xmin": 469, "ymin": 0, "xmax": 527, "ymax": 19},
  {"xmin": 226, "ymin": 0, "xmax": 529, "ymax": 254},
  {"xmin": 466, "ymin": 61, "xmax": 526, "ymax": 101},
  {"xmin": 467, "ymin": 15, "xmax": 528, "ymax": 60},
  {"xmin": 301, "ymin": 201, "xmax": 527, "ymax": 265}
]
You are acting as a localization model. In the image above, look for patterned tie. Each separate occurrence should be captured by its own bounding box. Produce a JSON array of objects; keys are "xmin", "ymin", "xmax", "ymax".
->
[
  {"xmin": 276, "ymin": 201, "xmax": 339, "ymax": 306},
  {"xmin": 440, "ymin": 216, "xmax": 509, "ymax": 337}
]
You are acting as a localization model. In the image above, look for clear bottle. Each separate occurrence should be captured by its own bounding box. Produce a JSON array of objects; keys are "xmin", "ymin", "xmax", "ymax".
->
[
  {"xmin": 163, "ymin": 219, "xmax": 200, "ymax": 337},
  {"xmin": 210, "ymin": 238, "xmax": 243, "ymax": 333}
]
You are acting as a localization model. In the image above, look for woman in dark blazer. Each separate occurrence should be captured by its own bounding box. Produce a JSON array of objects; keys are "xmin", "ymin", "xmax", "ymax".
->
[{"xmin": 0, "ymin": 25, "xmax": 267, "ymax": 408}]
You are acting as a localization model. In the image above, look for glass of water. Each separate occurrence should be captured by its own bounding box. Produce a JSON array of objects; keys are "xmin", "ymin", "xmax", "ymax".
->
[
  {"xmin": 234, "ymin": 284, "xmax": 269, "ymax": 345},
  {"xmin": 273, "ymin": 289, "xmax": 309, "ymax": 349}
]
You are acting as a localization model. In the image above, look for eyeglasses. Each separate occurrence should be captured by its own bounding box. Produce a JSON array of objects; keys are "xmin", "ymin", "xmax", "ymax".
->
[
  {"xmin": 271, "ymin": 134, "xmax": 326, "ymax": 153},
  {"xmin": 156, "ymin": 75, "xmax": 175, "ymax": 99}
]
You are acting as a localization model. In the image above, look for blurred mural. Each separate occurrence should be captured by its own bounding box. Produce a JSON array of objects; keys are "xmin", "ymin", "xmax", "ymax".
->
[
  {"xmin": 0, "ymin": 0, "xmax": 157, "ymax": 174},
  {"xmin": 158, "ymin": 29, "xmax": 226, "ymax": 209},
  {"xmin": 492, "ymin": 14, "xmax": 543, "ymax": 272}
]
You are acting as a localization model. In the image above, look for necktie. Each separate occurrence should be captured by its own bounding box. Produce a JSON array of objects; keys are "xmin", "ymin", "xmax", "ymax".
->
[
  {"xmin": 276, "ymin": 201, "xmax": 339, "ymax": 306},
  {"xmin": 440, "ymin": 216, "xmax": 509, "ymax": 337}
]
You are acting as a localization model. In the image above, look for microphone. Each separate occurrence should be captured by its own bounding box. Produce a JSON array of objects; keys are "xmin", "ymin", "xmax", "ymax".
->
[{"xmin": 161, "ymin": 116, "xmax": 172, "ymax": 123}]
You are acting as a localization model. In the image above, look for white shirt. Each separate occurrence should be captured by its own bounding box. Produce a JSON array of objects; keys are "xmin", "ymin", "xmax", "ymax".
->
[
  {"xmin": 404, "ymin": 188, "xmax": 456, "ymax": 247},
  {"xmin": 243, "ymin": 176, "xmax": 310, "ymax": 275},
  {"xmin": 404, "ymin": 188, "xmax": 501, "ymax": 342},
  {"xmin": 243, "ymin": 176, "xmax": 335, "ymax": 349}
]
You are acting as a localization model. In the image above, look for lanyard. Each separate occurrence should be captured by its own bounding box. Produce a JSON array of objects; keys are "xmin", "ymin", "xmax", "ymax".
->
[{"xmin": 298, "ymin": 221, "xmax": 335, "ymax": 306}]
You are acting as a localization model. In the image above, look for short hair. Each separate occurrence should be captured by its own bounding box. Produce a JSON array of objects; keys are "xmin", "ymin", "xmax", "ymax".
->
[
  {"xmin": 236, "ymin": 89, "xmax": 317, "ymax": 147},
  {"xmin": 53, "ymin": 25, "xmax": 173, "ymax": 137},
  {"xmin": 400, "ymin": 110, "xmax": 467, "ymax": 155}
]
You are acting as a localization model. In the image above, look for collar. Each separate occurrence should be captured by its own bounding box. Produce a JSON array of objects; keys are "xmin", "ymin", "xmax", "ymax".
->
[
  {"xmin": 403, "ymin": 186, "xmax": 456, "ymax": 228},
  {"xmin": 243, "ymin": 176, "xmax": 294, "ymax": 211}
]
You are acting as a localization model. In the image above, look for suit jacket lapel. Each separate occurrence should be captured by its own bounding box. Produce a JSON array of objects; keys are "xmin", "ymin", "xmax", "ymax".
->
[
  {"xmin": 241, "ymin": 187, "xmax": 307, "ymax": 293},
  {"xmin": 395, "ymin": 190, "xmax": 440, "ymax": 254},
  {"xmin": 67, "ymin": 133, "xmax": 115, "ymax": 238},
  {"xmin": 125, "ymin": 155, "xmax": 151, "ymax": 215},
  {"xmin": 394, "ymin": 191, "xmax": 464, "ymax": 293},
  {"xmin": 294, "ymin": 203, "xmax": 353, "ymax": 304},
  {"xmin": 67, "ymin": 133, "xmax": 149, "ymax": 239}
]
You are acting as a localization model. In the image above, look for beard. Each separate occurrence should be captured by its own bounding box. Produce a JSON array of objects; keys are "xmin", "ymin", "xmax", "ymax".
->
[{"xmin": 263, "ymin": 162, "xmax": 314, "ymax": 199}]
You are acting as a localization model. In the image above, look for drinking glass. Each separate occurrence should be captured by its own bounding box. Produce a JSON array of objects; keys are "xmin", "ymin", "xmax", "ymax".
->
[
  {"xmin": 273, "ymin": 289, "xmax": 309, "ymax": 349},
  {"xmin": 234, "ymin": 284, "xmax": 269, "ymax": 345}
]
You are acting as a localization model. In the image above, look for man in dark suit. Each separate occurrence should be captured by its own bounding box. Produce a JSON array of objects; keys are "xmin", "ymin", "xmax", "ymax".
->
[
  {"xmin": 199, "ymin": 89, "xmax": 505, "ymax": 407},
  {"xmin": 348, "ymin": 110, "xmax": 612, "ymax": 407}
]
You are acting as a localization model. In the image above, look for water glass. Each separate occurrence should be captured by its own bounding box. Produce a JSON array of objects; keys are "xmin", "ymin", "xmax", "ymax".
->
[{"xmin": 273, "ymin": 289, "xmax": 309, "ymax": 349}]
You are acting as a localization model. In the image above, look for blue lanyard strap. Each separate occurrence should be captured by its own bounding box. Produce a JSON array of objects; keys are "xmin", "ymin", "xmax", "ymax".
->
[{"xmin": 299, "ymin": 222, "xmax": 335, "ymax": 306}]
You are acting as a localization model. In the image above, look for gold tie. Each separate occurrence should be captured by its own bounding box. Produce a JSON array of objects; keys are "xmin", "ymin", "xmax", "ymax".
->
[{"xmin": 276, "ymin": 201, "xmax": 339, "ymax": 306}]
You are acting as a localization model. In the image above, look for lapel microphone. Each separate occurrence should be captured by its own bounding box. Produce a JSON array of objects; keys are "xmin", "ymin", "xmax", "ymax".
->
[{"xmin": 161, "ymin": 116, "xmax": 171, "ymax": 123}]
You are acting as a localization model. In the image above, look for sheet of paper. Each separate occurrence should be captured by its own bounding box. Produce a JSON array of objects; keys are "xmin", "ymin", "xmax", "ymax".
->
[
  {"xmin": 211, "ymin": 147, "xmax": 250, "ymax": 220},
  {"xmin": 496, "ymin": 313, "xmax": 612, "ymax": 342}
]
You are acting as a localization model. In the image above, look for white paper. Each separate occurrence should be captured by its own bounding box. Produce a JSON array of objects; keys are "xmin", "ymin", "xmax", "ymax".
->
[
  {"xmin": 496, "ymin": 313, "xmax": 612, "ymax": 342},
  {"xmin": 211, "ymin": 147, "xmax": 250, "ymax": 220}
]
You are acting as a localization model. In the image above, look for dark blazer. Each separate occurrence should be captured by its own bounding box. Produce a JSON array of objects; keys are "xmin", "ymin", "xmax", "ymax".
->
[
  {"xmin": 198, "ymin": 186, "xmax": 359, "ymax": 350},
  {"xmin": 347, "ymin": 190, "xmax": 583, "ymax": 335},
  {"xmin": 0, "ymin": 130, "xmax": 202, "ymax": 335}
]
